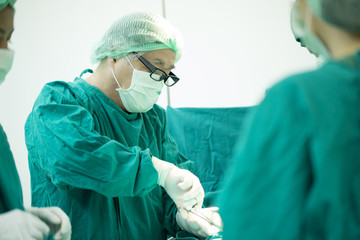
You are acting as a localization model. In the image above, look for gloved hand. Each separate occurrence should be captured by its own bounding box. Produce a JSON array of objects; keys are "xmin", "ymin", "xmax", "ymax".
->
[
  {"xmin": 0, "ymin": 209, "xmax": 50, "ymax": 240},
  {"xmin": 152, "ymin": 156, "xmax": 204, "ymax": 215},
  {"xmin": 26, "ymin": 207, "xmax": 71, "ymax": 240},
  {"xmin": 176, "ymin": 207, "xmax": 223, "ymax": 238}
]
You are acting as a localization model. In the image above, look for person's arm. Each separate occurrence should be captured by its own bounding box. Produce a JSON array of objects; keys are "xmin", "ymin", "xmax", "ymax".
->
[
  {"xmin": 0, "ymin": 124, "xmax": 24, "ymax": 212},
  {"xmin": 219, "ymin": 80, "xmax": 313, "ymax": 239},
  {"xmin": 25, "ymin": 83, "xmax": 158, "ymax": 198}
]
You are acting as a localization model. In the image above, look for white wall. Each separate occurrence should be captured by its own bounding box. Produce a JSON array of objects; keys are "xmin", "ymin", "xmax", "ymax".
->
[{"xmin": 0, "ymin": 0, "xmax": 316, "ymax": 206}]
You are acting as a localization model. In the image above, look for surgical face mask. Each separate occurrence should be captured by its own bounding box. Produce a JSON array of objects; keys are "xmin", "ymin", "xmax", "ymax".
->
[
  {"xmin": 290, "ymin": 4, "xmax": 331, "ymax": 61},
  {"xmin": 111, "ymin": 56, "xmax": 163, "ymax": 113},
  {"xmin": 0, "ymin": 49, "xmax": 15, "ymax": 85}
]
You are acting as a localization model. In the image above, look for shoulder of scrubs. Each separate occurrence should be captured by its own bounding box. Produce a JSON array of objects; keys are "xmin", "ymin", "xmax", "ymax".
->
[
  {"xmin": 0, "ymin": 124, "xmax": 24, "ymax": 213},
  {"xmin": 219, "ymin": 74, "xmax": 315, "ymax": 239},
  {"xmin": 293, "ymin": 57, "xmax": 360, "ymax": 239},
  {"xmin": 219, "ymin": 58, "xmax": 360, "ymax": 239},
  {"xmin": 25, "ymin": 79, "xmax": 158, "ymax": 198}
]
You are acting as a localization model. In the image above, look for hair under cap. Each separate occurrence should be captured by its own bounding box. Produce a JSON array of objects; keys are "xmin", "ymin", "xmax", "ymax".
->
[{"xmin": 90, "ymin": 11, "xmax": 184, "ymax": 64}]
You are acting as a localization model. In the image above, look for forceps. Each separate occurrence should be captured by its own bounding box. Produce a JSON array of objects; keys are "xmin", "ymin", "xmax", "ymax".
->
[{"xmin": 186, "ymin": 208, "xmax": 224, "ymax": 232}]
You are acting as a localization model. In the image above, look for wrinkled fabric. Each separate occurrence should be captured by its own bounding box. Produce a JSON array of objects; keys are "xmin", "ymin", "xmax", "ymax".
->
[
  {"xmin": 0, "ymin": 124, "xmax": 23, "ymax": 213},
  {"xmin": 25, "ymin": 77, "xmax": 193, "ymax": 239},
  {"xmin": 166, "ymin": 106, "xmax": 253, "ymax": 207},
  {"xmin": 219, "ymin": 52, "xmax": 360, "ymax": 239}
]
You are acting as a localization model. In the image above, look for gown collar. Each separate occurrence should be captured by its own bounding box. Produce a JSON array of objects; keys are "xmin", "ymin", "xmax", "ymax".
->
[{"xmin": 75, "ymin": 74, "xmax": 139, "ymax": 121}]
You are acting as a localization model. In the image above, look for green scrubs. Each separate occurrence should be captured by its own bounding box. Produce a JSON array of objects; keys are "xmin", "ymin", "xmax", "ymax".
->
[
  {"xmin": 25, "ymin": 75, "xmax": 193, "ymax": 239},
  {"xmin": 219, "ymin": 53, "xmax": 360, "ymax": 239},
  {"xmin": 0, "ymin": 124, "xmax": 24, "ymax": 213},
  {"xmin": 166, "ymin": 106, "xmax": 254, "ymax": 207}
]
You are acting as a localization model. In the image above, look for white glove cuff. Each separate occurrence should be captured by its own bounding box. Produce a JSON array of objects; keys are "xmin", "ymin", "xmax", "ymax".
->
[{"xmin": 151, "ymin": 156, "xmax": 175, "ymax": 187}]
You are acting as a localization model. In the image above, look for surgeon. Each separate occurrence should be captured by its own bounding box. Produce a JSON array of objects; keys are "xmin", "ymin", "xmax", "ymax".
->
[
  {"xmin": 25, "ymin": 11, "xmax": 221, "ymax": 239},
  {"xmin": 219, "ymin": 0, "xmax": 360, "ymax": 239},
  {"xmin": 0, "ymin": 1, "xmax": 71, "ymax": 240}
]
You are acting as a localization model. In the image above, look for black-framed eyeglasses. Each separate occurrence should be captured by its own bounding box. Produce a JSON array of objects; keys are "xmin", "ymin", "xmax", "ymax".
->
[{"xmin": 132, "ymin": 52, "xmax": 179, "ymax": 87}]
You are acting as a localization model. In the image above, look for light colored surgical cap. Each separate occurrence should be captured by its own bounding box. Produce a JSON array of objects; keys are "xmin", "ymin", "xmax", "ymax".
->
[
  {"xmin": 0, "ymin": 0, "xmax": 16, "ymax": 11},
  {"xmin": 91, "ymin": 11, "xmax": 184, "ymax": 64},
  {"xmin": 306, "ymin": 0, "xmax": 360, "ymax": 32}
]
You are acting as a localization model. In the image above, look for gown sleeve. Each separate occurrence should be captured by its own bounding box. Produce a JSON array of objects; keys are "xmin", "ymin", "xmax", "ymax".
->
[
  {"xmin": 219, "ymin": 79, "xmax": 313, "ymax": 239},
  {"xmin": 0, "ymin": 124, "xmax": 24, "ymax": 213},
  {"xmin": 25, "ymin": 82, "xmax": 158, "ymax": 198}
]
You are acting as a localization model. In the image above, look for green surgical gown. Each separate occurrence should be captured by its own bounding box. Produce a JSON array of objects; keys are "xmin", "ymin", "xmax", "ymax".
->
[
  {"xmin": 219, "ymin": 52, "xmax": 360, "ymax": 239},
  {"xmin": 0, "ymin": 124, "xmax": 24, "ymax": 213},
  {"xmin": 25, "ymin": 76, "xmax": 193, "ymax": 239}
]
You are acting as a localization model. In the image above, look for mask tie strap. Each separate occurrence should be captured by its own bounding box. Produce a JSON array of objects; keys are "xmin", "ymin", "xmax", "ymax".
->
[
  {"xmin": 111, "ymin": 67, "xmax": 122, "ymax": 88},
  {"xmin": 126, "ymin": 55, "xmax": 135, "ymax": 69}
]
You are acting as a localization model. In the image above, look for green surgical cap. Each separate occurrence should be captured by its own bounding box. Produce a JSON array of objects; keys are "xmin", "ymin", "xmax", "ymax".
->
[
  {"xmin": 306, "ymin": 0, "xmax": 360, "ymax": 32},
  {"xmin": 91, "ymin": 11, "xmax": 184, "ymax": 64},
  {"xmin": 0, "ymin": 0, "xmax": 16, "ymax": 11}
]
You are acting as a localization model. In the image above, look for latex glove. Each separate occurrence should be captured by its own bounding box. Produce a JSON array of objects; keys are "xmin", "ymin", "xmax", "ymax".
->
[
  {"xmin": 176, "ymin": 207, "xmax": 223, "ymax": 238},
  {"xmin": 0, "ymin": 209, "xmax": 50, "ymax": 240},
  {"xmin": 152, "ymin": 157, "xmax": 205, "ymax": 215},
  {"xmin": 26, "ymin": 207, "xmax": 71, "ymax": 240}
]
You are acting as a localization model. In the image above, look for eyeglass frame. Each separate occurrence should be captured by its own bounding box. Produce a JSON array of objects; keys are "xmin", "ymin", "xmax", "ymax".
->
[{"xmin": 132, "ymin": 52, "xmax": 180, "ymax": 87}]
